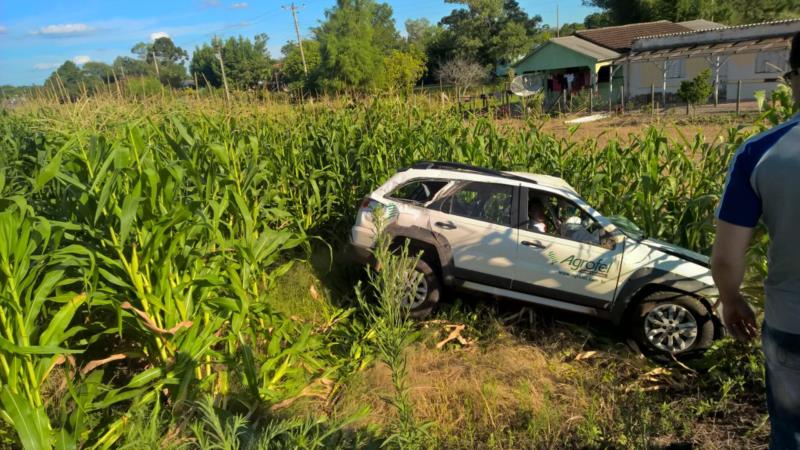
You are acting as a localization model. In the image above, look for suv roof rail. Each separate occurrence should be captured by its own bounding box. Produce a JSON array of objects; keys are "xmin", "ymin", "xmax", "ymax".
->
[{"xmin": 408, "ymin": 161, "xmax": 536, "ymax": 184}]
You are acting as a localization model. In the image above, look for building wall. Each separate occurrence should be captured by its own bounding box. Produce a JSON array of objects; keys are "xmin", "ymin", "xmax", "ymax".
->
[
  {"xmin": 724, "ymin": 52, "xmax": 786, "ymax": 100},
  {"xmin": 514, "ymin": 42, "xmax": 596, "ymax": 74},
  {"xmin": 625, "ymin": 51, "xmax": 788, "ymax": 101},
  {"xmin": 627, "ymin": 57, "xmax": 710, "ymax": 97}
]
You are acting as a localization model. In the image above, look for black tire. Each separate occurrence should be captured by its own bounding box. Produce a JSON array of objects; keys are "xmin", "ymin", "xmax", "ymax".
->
[
  {"xmin": 630, "ymin": 291, "xmax": 716, "ymax": 356},
  {"xmin": 406, "ymin": 258, "xmax": 441, "ymax": 319}
]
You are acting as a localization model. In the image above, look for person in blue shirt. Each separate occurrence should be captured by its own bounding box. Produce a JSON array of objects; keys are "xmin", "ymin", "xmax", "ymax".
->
[{"xmin": 712, "ymin": 32, "xmax": 800, "ymax": 450}]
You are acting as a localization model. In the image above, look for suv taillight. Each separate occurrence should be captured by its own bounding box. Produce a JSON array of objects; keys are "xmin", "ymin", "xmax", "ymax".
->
[{"xmin": 360, "ymin": 197, "xmax": 372, "ymax": 209}]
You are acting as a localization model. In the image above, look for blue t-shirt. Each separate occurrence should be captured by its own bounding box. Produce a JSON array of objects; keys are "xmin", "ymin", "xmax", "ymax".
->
[{"xmin": 717, "ymin": 113, "xmax": 800, "ymax": 334}]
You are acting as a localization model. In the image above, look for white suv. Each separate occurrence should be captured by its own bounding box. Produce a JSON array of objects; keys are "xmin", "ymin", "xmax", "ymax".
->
[{"xmin": 350, "ymin": 162, "xmax": 722, "ymax": 355}]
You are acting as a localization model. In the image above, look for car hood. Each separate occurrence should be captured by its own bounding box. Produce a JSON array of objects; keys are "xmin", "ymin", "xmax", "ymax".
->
[{"xmin": 641, "ymin": 238, "xmax": 710, "ymax": 268}]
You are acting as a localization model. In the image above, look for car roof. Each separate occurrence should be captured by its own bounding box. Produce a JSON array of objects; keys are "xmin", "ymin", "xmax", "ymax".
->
[
  {"xmin": 505, "ymin": 172, "xmax": 577, "ymax": 193},
  {"xmin": 404, "ymin": 161, "xmax": 578, "ymax": 194}
]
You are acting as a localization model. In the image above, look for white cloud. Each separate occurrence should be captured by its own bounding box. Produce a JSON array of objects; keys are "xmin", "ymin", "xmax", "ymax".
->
[
  {"xmin": 73, "ymin": 55, "xmax": 91, "ymax": 65},
  {"xmin": 231, "ymin": 2, "xmax": 248, "ymax": 8},
  {"xmin": 0, "ymin": 25, "xmax": 7, "ymax": 34},
  {"xmin": 149, "ymin": 31, "xmax": 170, "ymax": 41},
  {"xmin": 37, "ymin": 23, "xmax": 95, "ymax": 36},
  {"xmin": 34, "ymin": 62, "xmax": 61, "ymax": 70}
]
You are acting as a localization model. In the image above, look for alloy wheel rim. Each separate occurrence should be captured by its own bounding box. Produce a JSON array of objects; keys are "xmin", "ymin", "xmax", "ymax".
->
[
  {"xmin": 644, "ymin": 304, "xmax": 698, "ymax": 353},
  {"xmin": 402, "ymin": 274, "xmax": 428, "ymax": 310}
]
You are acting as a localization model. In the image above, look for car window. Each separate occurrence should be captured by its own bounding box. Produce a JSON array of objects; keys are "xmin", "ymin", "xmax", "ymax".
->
[
  {"xmin": 388, "ymin": 179, "xmax": 449, "ymax": 204},
  {"xmin": 524, "ymin": 190, "xmax": 605, "ymax": 247},
  {"xmin": 442, "ymin": 182, "xmax": 513, "ymax": 226}
]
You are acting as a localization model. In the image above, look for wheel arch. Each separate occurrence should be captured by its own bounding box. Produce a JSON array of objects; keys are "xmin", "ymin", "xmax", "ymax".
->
[
  {"xmin": 611, "ymin": 268, "xmax": 718, "ymax": 326},
  {"xmin": 385, "ymin": 224, "xmax": 455, "ymax": 285}
]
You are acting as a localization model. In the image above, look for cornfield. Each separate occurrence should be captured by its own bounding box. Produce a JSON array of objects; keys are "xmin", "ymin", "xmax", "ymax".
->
[{"xmin": 0, "ymin": 92, "xmax": 793, "ymax": 448}]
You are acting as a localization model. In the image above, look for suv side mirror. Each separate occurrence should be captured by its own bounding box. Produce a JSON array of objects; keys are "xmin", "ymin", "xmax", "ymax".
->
[{"xmin": 600, "ymin": 231, "xmax": 617, "ymax": 250}]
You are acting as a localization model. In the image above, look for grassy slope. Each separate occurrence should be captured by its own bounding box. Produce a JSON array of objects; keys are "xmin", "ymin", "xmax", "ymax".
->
[{"xmin": 274, "ymin": 255, "xmax": 768, "ymax": 450}]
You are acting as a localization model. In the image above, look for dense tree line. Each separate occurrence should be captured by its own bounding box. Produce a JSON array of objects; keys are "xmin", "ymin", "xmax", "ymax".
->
[{"xmin": 582, "ymin": 0, "xmax": 799, "ymax": 27}]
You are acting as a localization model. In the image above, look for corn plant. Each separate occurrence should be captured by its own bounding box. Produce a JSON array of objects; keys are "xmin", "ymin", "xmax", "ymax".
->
[{"xmin": 355, "ymin": 213, "xmax": 431, "ymax": 449}]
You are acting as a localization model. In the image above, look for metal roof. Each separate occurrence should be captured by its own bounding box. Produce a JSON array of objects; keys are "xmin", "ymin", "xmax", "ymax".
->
[
  {"xmin": 619, "ymin": 19, "xmax": 800, "ymax": 63},
  {"xmin": 549, "ymin": 36, "xmax": 622, "ymax": 61},
  {"xmin": 575, "ymin": 21, "xmax": 691, "ymax": 52},
  {"xmin": 677, "ymin": 19, "xmax": 726, "ymax": 31},
  {"xmin": 618, "ymin": 35, "xmax": 792, "ymax": 63},
  {"xmin": 636, "ymin": 18, "xmax": 800, "ymax": 41}
]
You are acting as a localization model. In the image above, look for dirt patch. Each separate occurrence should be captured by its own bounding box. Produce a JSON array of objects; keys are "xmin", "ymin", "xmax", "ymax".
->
[{"xmin": 496, "ymin": 111, "xmax": 762, "ymax": 148}]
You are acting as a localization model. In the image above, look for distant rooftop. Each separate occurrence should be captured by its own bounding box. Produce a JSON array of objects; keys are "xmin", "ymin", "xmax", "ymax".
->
[
  {"xmin": 550, "ymin": 36, "xmax": 621, "ymax": 61},
  {"xmin": 575, "ymin": 21, "xmax": 691, "ymax": 53},
  {"xmin": 677, "ymin": 19, "xmax": 726, "ymax": 31}
]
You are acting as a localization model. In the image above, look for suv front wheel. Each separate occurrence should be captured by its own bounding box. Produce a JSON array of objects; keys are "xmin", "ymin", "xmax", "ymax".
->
[
  {"xmin": 402, "ymin": 258, "xmax": 441, "ymax": 319},
  {"xmin": 631, "ymin": 291, "xmax": 716, "ymax": 356}
]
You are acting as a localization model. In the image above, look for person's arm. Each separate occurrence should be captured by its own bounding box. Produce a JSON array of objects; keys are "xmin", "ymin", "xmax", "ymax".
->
[{"xmin": 711, "ymin": 220, "xmax": 757, "ymax": 341}]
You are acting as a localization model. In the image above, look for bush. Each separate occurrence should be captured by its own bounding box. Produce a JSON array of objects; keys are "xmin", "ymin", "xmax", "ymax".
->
[{"xmin": 677, "ymin": 69, "xmax": 713, "ymax": 112}]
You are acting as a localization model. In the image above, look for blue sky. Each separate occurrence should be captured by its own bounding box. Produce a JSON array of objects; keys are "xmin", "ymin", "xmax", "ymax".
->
[{"xmin": 0, "ymin": 0, "xmax": 597, "ymax": 86}]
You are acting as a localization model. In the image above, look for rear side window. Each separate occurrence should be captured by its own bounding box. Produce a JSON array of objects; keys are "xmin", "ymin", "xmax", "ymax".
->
[
  {"xmin": 388, "ymin": 179, "xmax": 448, "ymax": 204},
  {"xmin": 441, "ymin": 182, "xmax": 513, "ymax": 226}
]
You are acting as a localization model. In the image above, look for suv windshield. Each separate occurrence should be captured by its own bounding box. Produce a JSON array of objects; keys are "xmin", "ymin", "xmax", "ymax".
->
[{"xmin": 607, "ymin": 215, "xmax": 646, "ymax": 240}]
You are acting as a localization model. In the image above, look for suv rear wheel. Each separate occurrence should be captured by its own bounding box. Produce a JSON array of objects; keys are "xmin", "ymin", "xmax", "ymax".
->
[
  {"xmin": 402, "ymin": 258, "xmax": 441, "ymax": 319},
  {"xmin": 631, "ymin": 291, "xmax": 715, "ymax": 355}
]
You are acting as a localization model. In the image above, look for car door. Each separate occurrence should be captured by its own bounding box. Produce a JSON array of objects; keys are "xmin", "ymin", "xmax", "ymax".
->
[
  {"xmin": 427, "ymin": 180, "xmax": 519, "ymax": 288},
  {"xmin": 512, "ymin": 187, "xmax": 625, "ymax": 306}
]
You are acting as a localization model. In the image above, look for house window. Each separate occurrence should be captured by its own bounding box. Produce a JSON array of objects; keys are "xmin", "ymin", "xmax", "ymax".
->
[
  {"xmin": 756, "ymin": 51, "xmax": 787, "ymax": 74},
  {"xmin": 665, "ymin": 60, "xmax": 683, "ymax": 79}
]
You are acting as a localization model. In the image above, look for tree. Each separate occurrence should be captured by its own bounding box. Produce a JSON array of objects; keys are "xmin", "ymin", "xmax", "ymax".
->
[
  {"xmin": 113, "ymin": 56, "xmax": 153, "ymax": 78},
  {"xmin": 581, "ymin": 0, "xmax": 799, "ymax": 26},
  {"xmin": 314, "ymin": 0, "xmax": 397, "ymax": 91},
  {"xmin": 677, "ymin": 69, "xmax": 713, "ymax": 114},
  {"xmin": 45, "ymin": 61, "xmax": 85, "ymax": 100},
  {"xmin": 404, "ymin": 18, "xmax": 440, "ymax": 52},
  {"xmin": 281, "ymin": 40, "xmax": 322, "ymax": 91},
  {"xmin": 384, "ymin": 50, "xmax": 426, "ymax": 95},
  {"xmin": 436, "ymin": 0, "xmax": 542, "ymax": 73},
  {"xmin": 130, "ymin": 37, "xmax": 188, "ymax": 87},
  {"xmin": 81, "ymin": 61, "xmax": 114, "ymax": 93},
  {"xmin": 191, "ymin": 34, "xmax": 273, "ymax": 90},
  {"xmin": 132, "ymin": 37, "xmax": 188, "ymax": 65},
  {"xmin": 436, "ymin": 58, "xmax": 488, "ymax": 97}
]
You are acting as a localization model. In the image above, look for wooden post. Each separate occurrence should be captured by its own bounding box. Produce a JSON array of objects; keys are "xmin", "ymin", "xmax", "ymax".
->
[
  {"xmin": 589, "ymin": 86, "xmax": 594, "ymax": 113},
  {"xmin": 736, "ymin": 80, "xmax": 742, "ymax": 115},
  {"xmin": 714, "ymin": 55, "xmax": 720, "ymax": 107},
  {"xmin": 651, "ymin": 84, "xmax": 656, "ymax": 116},
  {"xmin": 662, "ymin": 60, "xmax": 668, "ymax": 109},
  {"xmin": 620, "ymin": 84, "xmax": 625, "ymax": 114}
]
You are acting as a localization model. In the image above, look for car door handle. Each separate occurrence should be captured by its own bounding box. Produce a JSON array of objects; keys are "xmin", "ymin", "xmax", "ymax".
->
[
  {"xmin": 434, "ymin": 221, "xmax": 457, "ymax": 230},
  {"xmin": 521, "ymin": 240, "xmax": 546, "ymax": 249}
]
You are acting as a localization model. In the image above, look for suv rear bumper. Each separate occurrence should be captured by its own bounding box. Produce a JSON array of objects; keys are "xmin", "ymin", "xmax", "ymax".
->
[{"xmin": 350, "ymin": 225, "xmax": 375, "ymax": 264}]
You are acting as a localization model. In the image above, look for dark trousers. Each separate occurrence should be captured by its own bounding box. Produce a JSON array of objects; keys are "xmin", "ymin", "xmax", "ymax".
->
[{"xmin": 763, "ymin": 322, "xmax": 800, "ymax": 449}]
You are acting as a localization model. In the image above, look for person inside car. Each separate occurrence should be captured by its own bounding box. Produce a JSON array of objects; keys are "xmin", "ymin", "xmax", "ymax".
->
[{"xmin": 528, "ymin": 197, "xmax": 548, "ymax": 233}]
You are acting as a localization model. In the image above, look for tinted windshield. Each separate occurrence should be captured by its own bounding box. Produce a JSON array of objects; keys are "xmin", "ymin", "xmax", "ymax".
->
[{"xmin": 607, "ymin": 215, "xmax": 645, "ymax": 240}]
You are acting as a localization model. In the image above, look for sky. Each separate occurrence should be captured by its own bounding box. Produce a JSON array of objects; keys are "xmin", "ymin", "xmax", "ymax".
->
[{"xmin": 0, "ymin": 0, "xmax": 598, "ymax": 86}]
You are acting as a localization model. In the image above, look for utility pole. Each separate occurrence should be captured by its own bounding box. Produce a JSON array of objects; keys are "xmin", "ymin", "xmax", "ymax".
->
[
  {"xmin": 556, "ymin": 4, "xmax": 560, "ymax": 37},
  {"xmin": 283, "ymin": 3, "xmax": 308, "ymax": 76}
]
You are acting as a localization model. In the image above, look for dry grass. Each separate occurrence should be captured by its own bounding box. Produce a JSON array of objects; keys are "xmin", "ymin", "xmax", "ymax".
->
[{"xmin": 326, "ymin": 308, "xmax": 768, "ymax": 450}]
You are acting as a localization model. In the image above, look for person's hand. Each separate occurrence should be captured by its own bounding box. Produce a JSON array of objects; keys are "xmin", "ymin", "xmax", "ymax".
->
[{"xmin": 720, "ymin": 293, "xmax": 757, "ymax": 342}]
